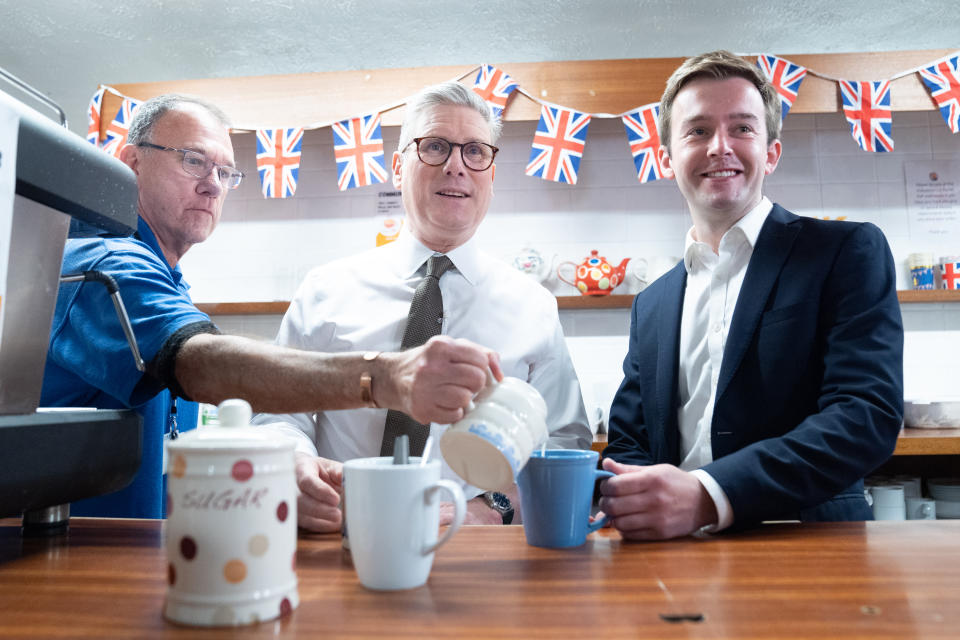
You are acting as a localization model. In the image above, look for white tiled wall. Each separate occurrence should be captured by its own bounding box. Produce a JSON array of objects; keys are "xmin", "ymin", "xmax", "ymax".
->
[{"xmin": 190, "ymin": 111, "xmax": 960, "ymax": 416}]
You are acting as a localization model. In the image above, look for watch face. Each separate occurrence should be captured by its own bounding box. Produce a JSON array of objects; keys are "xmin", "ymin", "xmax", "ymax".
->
[
  {"xmin": 487, "ymin": 491, "xmax": 508, "ymax": 510},
  {"xmin": 486, "ymin": 492, "xmax": 514, "ymax": 525}
]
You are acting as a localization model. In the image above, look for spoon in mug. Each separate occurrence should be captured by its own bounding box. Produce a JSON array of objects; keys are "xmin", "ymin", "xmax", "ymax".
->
[{"xmin": 420, "ymin": 435, "xmax": 434, "ymax": 466}]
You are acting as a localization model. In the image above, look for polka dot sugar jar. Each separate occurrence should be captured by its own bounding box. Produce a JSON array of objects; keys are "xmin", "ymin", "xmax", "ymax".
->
[{"xmin": 164, "ymin": 399, "xmax": 298, "ymax": 627}]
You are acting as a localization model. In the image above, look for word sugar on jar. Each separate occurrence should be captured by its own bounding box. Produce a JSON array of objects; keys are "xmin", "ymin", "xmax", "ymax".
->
[{"xmin": 164, "ymin": 399, "xmax": 298, "ymax": 627}]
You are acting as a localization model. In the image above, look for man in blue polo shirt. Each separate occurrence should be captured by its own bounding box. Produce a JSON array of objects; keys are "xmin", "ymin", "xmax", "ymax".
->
[{"xmin": 40, "ymin": 95, "xmax": 502, "ymax": 518}]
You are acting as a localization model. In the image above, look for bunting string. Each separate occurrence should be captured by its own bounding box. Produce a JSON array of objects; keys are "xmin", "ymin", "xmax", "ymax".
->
[{"xmin": 87, "ymin": 50, "xmax": 960, "ymax": 192}]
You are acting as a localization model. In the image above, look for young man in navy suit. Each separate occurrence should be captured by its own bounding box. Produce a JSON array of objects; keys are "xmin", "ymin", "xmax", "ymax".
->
[{"xmin": 600, "ymin": 51, "xmax": 903, "ymax": 539}]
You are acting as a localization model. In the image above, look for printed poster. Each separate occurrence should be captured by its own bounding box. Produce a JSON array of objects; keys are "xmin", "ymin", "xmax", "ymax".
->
[
  {"xmin": 905, "ymin": 160, "xmax": 960, "ymax": 241},
  {"xmin": 374, "ymin": 190, "xmax": 404, "ymax": 246},
  {"xmin": 0, "ymin": 94, "xmax": 20, "ymax": 350}
]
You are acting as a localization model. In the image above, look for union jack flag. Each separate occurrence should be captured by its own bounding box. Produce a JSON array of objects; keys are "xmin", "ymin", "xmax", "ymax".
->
[
  {"xmin": 918, "ymin": 55, "xmax": 960, "ymax": 134},
  {"xmin": 756, "ymin": 55, "xmax": 807, "ymax": 120},
  {"xmin": 331, "ymin": 113, "xmax": 388, "ymax": 191},
  {"xmin": 621, "ymin": 103, "xmax": 667, "ymax": 183},
  {"xmin": 471, "ymin": 64, "xmax": 519, "ymax": 118},
  {"xmin": 839, "ymin": 80, "xmax": 893, "ymax": 152},
  {"xmin": 941, "ymin": 261, "xmax": 960, "ymax": 290},
  {"xmin": 525, "ymin": 104, "xmax": 591, "ymax": 184},
  {"xmin": 86, "ymin": 87, "xmax": 106, "ymax": 146},
  {"xmin": 101, "ymin": 97, "xmax": 141, "ymax": 158},
  {"xmin": 256, "ymin": 127, "xmax": 304, "ymax": 199}
]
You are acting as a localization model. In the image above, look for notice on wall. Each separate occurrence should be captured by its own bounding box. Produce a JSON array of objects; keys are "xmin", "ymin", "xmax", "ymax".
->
[
  {"xmin": 0, "ymin": 94, "xmax": 21, "ymax": 350},
  {"xmin": 905, "ymin": 160, "xmax": 960, "ymax": 240},
  {"xmin": 374, "ymin": 190, "xmax": 405, "ymax": 247},
  {"xmin": 376, "ymin": 190, "xmax": 403, "ymax": 217}
]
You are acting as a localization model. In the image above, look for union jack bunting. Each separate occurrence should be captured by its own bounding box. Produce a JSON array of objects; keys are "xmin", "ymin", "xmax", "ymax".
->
[
  {"xmin": 256, "ymin": 127, "xmax": 304, "ymax": 199},
  {"xmin": 756, "ymin": 55, "xmax": 808, "ymax": 120},
  {"xmin": 621, "ymin": 103, "xmax": 667, "ymax": 183},
  {"xmin": 86, "ymin": 87, "xmax": 106, "ymax": 146},
  {"xmin": 839, "ymin": 80, "xmax": 894, "ymax": 152},
  {"xmin": 918, "ymin": 55, "xmax": 960, "ymax": 134},
  {"xmin": 471, "ymin": 64, "xmax": 519, "ymax": 118},
  {"xmin": 100, "ymin": 97, "xmax": 142, "ymax": 158},
  {"xmin": 525, "ymin": 104, "xmax": 591, "ymax": 184},
  {"xmin": 331, "ymin": 113, "xmax": 388, "ymax": 191}
]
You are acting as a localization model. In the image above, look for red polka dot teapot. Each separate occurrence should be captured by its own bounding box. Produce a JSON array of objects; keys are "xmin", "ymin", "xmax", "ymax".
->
[{"xmin": 557, "ymin": 250, "xmax": 631, "ymax": 296}]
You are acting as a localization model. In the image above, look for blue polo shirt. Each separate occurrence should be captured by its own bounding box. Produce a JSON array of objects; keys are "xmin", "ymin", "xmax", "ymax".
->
[{"xmin": 40, "ymin": 217, "xmax": 213, "ymax": 518}]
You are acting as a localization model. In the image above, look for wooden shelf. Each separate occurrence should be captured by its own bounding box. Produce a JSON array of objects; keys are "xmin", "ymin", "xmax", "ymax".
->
[
  {"xmin": 894, "ymin": 428, "xmax": 960, "ymax": 456},
  {"xmin": 897, "ymin": 290, "xmax": 960, "ymax": 303},
  {"xmin": 556, "ymin": 295, "xmax": 633, "ymax": 309},
  {"xmin": 592, "ymin": 430, "xmax": 960, "ymax": 457},
  {"xmin": 195, "ymin": 301, "xmax": 289, "ymax": 315},
  {"xmin": 196, "ymin": 290, "xmax": 960, "ymax": 316}
]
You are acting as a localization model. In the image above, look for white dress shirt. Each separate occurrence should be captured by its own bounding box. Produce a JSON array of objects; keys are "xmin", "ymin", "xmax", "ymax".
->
[
  {"xmin": 252, "ymin": 227, "xmax": 591, "ymax": 498},
  {"xmin": 680, "ymin": 197, "xmax": 773, "ymax": 531}
]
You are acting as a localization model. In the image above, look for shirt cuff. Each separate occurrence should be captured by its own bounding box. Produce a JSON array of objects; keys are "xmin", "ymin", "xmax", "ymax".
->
[{"xmin": 690, "ymin": 469, "xmax": 734, "ymax": 533}]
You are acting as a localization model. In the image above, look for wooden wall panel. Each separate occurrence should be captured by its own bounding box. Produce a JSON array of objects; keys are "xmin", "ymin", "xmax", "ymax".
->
[{"xmin": 98, "ymin": 50, "xmax": 953, "ymax": 137}]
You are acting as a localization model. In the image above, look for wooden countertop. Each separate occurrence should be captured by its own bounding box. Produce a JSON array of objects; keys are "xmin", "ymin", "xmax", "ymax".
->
[{"xmin": 2, "ymin": 518, "xmax": 958, "ymax": 638}]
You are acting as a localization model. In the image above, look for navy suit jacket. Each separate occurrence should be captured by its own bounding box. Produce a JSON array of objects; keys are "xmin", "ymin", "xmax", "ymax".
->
[{"xmin": 604, "ymin": 204, "xmax": 904, "ymax": 527}]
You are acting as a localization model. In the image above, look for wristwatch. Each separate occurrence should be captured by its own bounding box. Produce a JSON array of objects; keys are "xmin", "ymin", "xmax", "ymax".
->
[
  {"xmin": 359, "ymin": 351, "xmax": 381, "ymax": 408},
  {"xmin": 482, "ymin": 491, "xmax": 514, "ymax": 525}
]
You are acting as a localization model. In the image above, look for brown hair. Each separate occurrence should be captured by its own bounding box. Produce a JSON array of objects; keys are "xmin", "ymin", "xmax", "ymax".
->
[{"xmin": 658, "ymin": 50, "xmax": 781, "ymax": 149}]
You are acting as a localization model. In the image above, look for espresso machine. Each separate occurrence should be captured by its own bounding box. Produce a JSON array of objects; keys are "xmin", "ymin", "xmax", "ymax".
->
[{"xmin": 0, "ymin": 70, "xmax": 143, "ymax": 533}]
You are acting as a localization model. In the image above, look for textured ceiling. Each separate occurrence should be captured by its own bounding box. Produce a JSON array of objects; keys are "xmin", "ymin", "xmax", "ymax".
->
[{"xmin": 0, "ymin": 0, "xmax": 955, "ymax": 135}]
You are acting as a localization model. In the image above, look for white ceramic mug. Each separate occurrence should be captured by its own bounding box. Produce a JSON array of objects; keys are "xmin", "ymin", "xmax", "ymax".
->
[
  {"xmin": 164, "ymin": 399, "xmax": 298, "ymax": 627},
  {"xmin": 870, "ymin": 484, "xmax": 906, "ymax": 521},
  {"xmin": 892, "ymin": 475, "xmax": 922, "ymax": 498},
  {"xmin": 439, "ymin": 375, "xmax": 548, "ymax": 491},
  {"xmin": 343, "ymin": 457, "xmax": 465, "ymax": 591},
  {"xmin": 624, "ymin": 258, "xmax": 648, "ymax": 294},
  {"xmin": 648, "ymin": 255, "xmax": 681, "ymax": 282},
  {"xmin": 906, "ymin": 497, "xmax": 937, "ymax": 520}
]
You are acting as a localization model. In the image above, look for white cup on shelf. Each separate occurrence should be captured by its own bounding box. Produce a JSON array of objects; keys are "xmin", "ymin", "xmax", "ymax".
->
[
  {"xmin": 870, "ymin": 484, "xmax": 906, "ymax": 521},
  {"xmin": 906, "ymin": 497, "xmax": 937, "ymax": 520}
]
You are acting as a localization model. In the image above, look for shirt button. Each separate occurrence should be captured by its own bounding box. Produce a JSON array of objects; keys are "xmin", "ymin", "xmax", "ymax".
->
[{"xmin": 712, "ymin": 323, "xmax": 722, "ymax": 333}]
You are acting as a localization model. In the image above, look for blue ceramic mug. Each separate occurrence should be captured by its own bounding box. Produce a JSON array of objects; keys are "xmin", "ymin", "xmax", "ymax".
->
[{"xmin": 517, "ymin": 449, "xmax": 614, "ymax": 548}]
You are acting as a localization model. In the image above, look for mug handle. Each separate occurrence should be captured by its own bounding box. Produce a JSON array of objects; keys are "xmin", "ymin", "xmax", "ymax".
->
[
  {"xmin": 422, "ymin": 479, "xmax": 466, "ymax": 555},
  {"xmin": 586, "ymin": 470, "xmax": 616, "ymax": 533},
  {"xmin": 556, "ymin": 261, "xmax": 577, "ymax": 288},
  {"xmin": 466, "ymin": 367, "xmax": 498, "ymax": 413}
]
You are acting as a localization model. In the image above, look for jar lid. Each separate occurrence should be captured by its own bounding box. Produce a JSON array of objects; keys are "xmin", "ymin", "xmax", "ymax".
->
[{"xmin": 167, "ymin": 399, "xmax": 294, "ymax": 452}]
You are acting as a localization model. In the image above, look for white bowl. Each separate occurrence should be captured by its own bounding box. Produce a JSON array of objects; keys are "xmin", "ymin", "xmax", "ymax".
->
[
  {"xmin": 935, "ymin": 499, "xmax": 960, "ymax": 519},
  {"xmin": 903, "ymin": 399, "xmax": 960, "ymax": 428},
  {"xmin": 928, "ymin": 478, "xmax": 960, "ymax": 501}
]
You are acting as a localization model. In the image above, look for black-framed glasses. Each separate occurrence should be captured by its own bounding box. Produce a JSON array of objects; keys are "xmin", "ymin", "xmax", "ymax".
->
[
  {"xmin": 408, "ymin": 137, "xmax": 498, "ymax": 171},
  {"xmin": 137, "ymin": 142, "xmax": 244, "ymax": 189}
]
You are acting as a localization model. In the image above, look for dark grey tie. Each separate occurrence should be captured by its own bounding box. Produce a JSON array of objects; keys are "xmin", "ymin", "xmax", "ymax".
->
[{"xmin": 380, "ymin": 254, "xmax": 455, "ymax": 457}]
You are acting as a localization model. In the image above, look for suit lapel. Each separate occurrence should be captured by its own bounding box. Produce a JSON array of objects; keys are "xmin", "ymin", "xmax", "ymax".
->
[
  {"xmin": 656, "ymin": 263, "xmax": 686, "ymax": 463},
  {"xmin": 716, "ymin": 205, "xmax": 800, "ymax": 403}
]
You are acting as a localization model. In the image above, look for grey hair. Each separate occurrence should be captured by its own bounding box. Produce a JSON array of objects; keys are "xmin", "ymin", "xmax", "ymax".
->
[
  {"xmin": 127, "ymin": 94, "xmax": 232, "ymax": 146},
  {"xmin": 397, "ymin": 81, "xmax": 502, "ymax": 154}
]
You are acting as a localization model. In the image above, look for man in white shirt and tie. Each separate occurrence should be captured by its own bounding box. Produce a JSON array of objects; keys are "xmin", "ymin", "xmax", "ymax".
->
[{"xmin": 254, "ymin": 81, "xmax": 592, "ymax": 531}]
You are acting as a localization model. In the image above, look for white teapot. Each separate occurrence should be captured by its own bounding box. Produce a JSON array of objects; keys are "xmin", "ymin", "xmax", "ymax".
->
[{"xmin": 512, "ymin": 246, "xmax": 556, "ymax": 287}]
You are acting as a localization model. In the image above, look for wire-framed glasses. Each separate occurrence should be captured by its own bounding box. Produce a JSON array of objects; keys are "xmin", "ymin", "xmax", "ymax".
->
[{"xmin": 138, "ymin": 142, "xmax": 244, "ymax": 189}]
